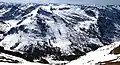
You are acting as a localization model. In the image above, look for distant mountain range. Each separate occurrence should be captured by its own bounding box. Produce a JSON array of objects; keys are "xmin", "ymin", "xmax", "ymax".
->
[{"xmin": 0, "ymin": 2, "xmax": 120, "ymax": 64}]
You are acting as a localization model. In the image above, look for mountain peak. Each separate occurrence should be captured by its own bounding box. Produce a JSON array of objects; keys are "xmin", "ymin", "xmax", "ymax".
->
[{"xmin": 0, "ymin": 3, "xmax": 120, "ymax": 64}]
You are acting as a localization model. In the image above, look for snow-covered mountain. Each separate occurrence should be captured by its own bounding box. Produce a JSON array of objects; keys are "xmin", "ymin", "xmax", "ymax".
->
[
  {"xmin": 0, "ymin": 52, "xmax": 48, "ymax": 65},
  {"xmin": 67, "ymin": 41, "xmax": 120, "ymax": 65},
  {"xmin": 0, "ymin": 2, "xmax": 120, "ymax": 63}
]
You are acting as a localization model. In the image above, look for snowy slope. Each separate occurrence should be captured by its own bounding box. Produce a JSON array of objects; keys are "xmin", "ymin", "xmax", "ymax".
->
[
  {"xmin": 0, "ymin": 2, "xmax": 120, "ymax": 63},
  {"xmin": 0, "ymin": 63, "xmax": 48, "ymax": 65},
  {"xmin": 67, "ymin": 41, "xmax": 120, "ymax": 65},
  {"xmin": 0, "ymin": 52, "xmax": 48, "ymax": 65}
]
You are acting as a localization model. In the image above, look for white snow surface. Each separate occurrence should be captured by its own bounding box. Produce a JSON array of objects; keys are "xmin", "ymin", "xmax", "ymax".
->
[
  {"xmin": 0, "ymin": 3, "xmax": 101, "ymax": 54},
  {"xmin": 1, "ymin": 3, "xmax": 120, "ymax": 65},
  {"xmin": 0, "ymin": 63, "xmax": 48, "ymax": 65},
  {"xmin": 0, "ymin": 53, "xmax": 48, "ymax": 65},
  {"xmin": 67, "ymin": 41, "xmax": 120, "ymax": 65}
]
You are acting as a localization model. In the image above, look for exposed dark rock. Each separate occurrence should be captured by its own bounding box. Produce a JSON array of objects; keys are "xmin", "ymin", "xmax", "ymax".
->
[
  {"xmin": 7, "ymin": 27, "xmax": 18, "ymax": 34},
  {"xmin": 10, "ymin": 42, "xmax": 20, "ymax": 50},
  {"xmin": 0, "ymin": 3, "xmax": 120, "ymax": 62},
  {"xmin": 0, "ymin": 46, "xmax": 4, "ymax": 52},
  {"xmin": 58, "ymin": 55, "xmax": 81, "ymax": 61},
  {"xmin": 85, "ymin": 10, "xmax": 96, "ymax": 17},
  {"xmin": 59, "ymin": 7, "xmax": 70, "ymax": 10},
  {"xmin": 0, "ymin": 56, "xmax": 20, "ymax": 63},
  {"xmin": 19, "ymin": 25, "xmax": 26, "ymax": 31},
  {"xmin": 0, "ymin": 31, "xmax": 4, "ymax": 34},
  {"xmin": 110, "ymin": 45, "xmax": 120, "ymax": 55},
  {"xmin": 0, "ymin": 21, "xmax": 6, "ymax": 24},
  {"xmin": 87, "ymin": 44, "xmax": 99, "ymax": 50},
  {"xmin": 36, "ymin": 58, "xmax": 49, "ymax": 64},
  {"xmin": 37, "ymin": 8, "xmax": 52, "ymax": 17}
]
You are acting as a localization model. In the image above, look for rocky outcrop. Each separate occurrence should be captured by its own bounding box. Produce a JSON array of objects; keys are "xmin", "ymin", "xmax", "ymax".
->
[{"xmin": 0, "ymin": 3, "xmax": 120, "ymax": 62}]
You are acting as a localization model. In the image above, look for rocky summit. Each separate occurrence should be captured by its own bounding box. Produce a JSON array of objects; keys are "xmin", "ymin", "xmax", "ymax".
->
[{"xmin": 0, "ymin": 2, "xmax": 120, "ymax": 62}]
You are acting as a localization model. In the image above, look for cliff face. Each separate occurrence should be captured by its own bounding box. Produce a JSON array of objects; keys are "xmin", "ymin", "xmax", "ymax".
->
[{"xmin": 0, "ymin": 3, "xmax": 120, "ymax": 61}]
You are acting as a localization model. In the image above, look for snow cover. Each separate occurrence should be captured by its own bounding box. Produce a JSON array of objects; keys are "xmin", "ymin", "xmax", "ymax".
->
[
  {"xmin": 0, "ymin": 63, "xmax": 48, "ymax": 65},
  {"xmin": 0, "ymin": 53, "xmax": 28, "ymax": 63},
  {"xmin": 67, "ymin": 41, "xmax": 120, "ymax": 65},
  {"xmin": 0, "ymin": 8, "xmax": 11, "ymax": 17},
  {"xmin": 0, "ymin": 3, "xmax": 102, "ymax": 55},
  {"xmin": 0, "ymin": 53, "xmax": 48, "ymax": 65},
  {"xmin": 1, "ymin": 41, "xmax": 120, "ymax": 65},
  {"xmin": 1, "ymin": 3, "xmax": 120, "ymax": 65}
]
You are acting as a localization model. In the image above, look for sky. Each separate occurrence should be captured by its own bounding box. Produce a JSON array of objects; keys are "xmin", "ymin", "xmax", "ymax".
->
[{"xmin": 0, "ymin": 0, "xmax": 119, "ymax": 4}]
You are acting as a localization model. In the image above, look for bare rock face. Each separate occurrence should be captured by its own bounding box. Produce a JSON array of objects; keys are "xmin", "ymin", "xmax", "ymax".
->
[
  {"xmin": 0, "ymin": 3, "xmax": 120, "ymax": 61},
  {"xmin": 110, "ymin": 45, "xmax": 120, "ymax": 55}
]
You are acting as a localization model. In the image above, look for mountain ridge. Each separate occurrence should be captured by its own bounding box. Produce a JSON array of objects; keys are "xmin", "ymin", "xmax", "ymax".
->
[{"xmin": 0, "ymin": 2, "xmax": 120, "ymax": 62}]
